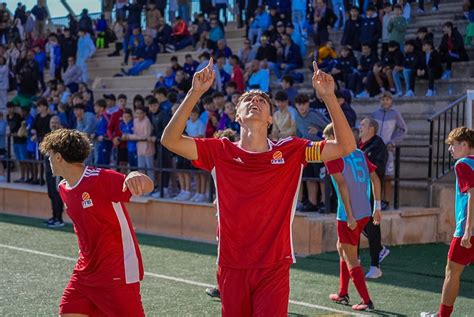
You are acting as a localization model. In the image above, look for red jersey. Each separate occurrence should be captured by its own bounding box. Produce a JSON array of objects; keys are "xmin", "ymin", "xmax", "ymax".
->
[
  {"xmin": 58, "ymin": 167, "xmax": 144, "ymax": 286},
  {"xmin": 192, "ymin": 137, "xmax": 325, "ymax": 269}
]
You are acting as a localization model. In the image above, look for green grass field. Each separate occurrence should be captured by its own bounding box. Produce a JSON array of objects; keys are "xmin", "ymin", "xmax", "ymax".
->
[{"xmin": 0, "ymin": 213, "xmax": 473, "ymax": 317}]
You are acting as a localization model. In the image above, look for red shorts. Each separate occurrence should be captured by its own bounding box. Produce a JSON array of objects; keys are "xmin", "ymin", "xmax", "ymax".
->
[
  {"xmin": 217, "ymin": 263, "xmax": 290, "ymax": 317},
  {"xmin": 337, "ymin": 217, "xmax": 370, "ymax": 246},
  {"xmin": 59, "ymin": 279, "xmax": 145, "ymax": 317},
  {"xmin": 448, "ymin": 236, "xmax": 474, "ymax": 266}
]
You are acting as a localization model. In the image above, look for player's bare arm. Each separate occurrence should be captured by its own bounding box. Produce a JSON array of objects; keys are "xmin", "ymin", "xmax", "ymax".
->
[
  {"xmin": 332, "ymin": 173, "xmax": 357, "ymax": 230},
  {"xmin": 312, "ymin": 62, "xmax": 356, "ymax": 161},
  {"xmin": 461, "ymin": 188, "xmax": 474, "ymax": 248},
  {"xmin": 123, "ymin": 171, "xmax": 154, "ymax": 196},
  {"xmin": 161, "ymin": 58, "xmax": 216, "ymax": 160},
  {"xmin": 370, "ymin": 171, "xmax": 382, "ymax": 225}
]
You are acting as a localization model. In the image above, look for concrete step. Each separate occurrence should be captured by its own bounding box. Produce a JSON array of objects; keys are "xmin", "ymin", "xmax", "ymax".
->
[{"xmin": 351, "ymin": 96, "xmax": 457, "ymax": 114}]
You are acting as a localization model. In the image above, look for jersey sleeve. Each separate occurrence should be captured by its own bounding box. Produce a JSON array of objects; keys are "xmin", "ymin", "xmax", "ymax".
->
[
  {"xmin": 100, "ymin": 169, "xmax": 133, "ymax": 203},
  {"xmin": 364, "ymin": 153, "xmax": 378, "ymax": 173},
  {"xmin": 191, "ymin": 138, "xmax": 224, "ymax": 172},
  {"xmin": 305, "ymin": 140, "xmax": 326, "ymax": 163},
  {"xmin": 325, "ymin": 158, "xmax": 344, "ymax": 175},
  {"xmin": 456, "ymin": 162, "xmax": 474, "ymax": 193}
]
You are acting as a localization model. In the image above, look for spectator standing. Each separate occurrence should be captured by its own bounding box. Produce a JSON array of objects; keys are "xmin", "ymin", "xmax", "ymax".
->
[
  {"xmin": 126, "ymin": 0, "xmax": 143, "ymax": 30},
  {"xmin": 93, "ymin": 99, "xmax": 111, "ymax": 165},
  {"xmin": 15, "ymin": 50, "xmax": 39, "ymax": 105},
  {"xmin": 95, "ymin": 14, "xmax": 108, "ymax": 49},
  {"xmin": 213, "ymin": 0, "xmax": 228, "ymax": 26},
  {"xmin": 341, "ymin": 6, "xmax": 362, "ymax": 52},
  {"xmin": 360, "ymin": 6, "xmax": 382, "ymax": 53},
  {"xmin": 120, "ymin": 108, "xmax": 138, "ymax": 169},
  {"xmin": 108, "ymin": 18, "xmax": 125, "ymax": 57},
  {"xmin": 336, "ymin": 90, "xmax": 356, "ymax": 128},
  {"xmin": 74, "ymin": 103, "xmax": 97, "ymax": 137},
  {"xmin": 60, "ymin": 28, "xmax": 78, "ymax": 72},
  {"xmin": 31, "ymin": 2, "xmax": 48, "ymax": 38},
  {"xmin": 312, "ymin": 0, "xmax": 337, "ymax": 46},
  {"xmin": 387, "ymin": 5, "xmax": 408, "ymax": 52},
  {"xmin": 371, "ymin": 92, "xmax": 407, "ymax": 210},
  {"xmin": 0, "ymin": 56, "xmax": 8, "ymax": 110},
  {"xmin": 63, "ymin": 56, "xmax": 82, "ymax": 93},
  {"xmin": 381, "ymin": 4, "xmax": 394, "ymax": 59},
  {"xmin": 7, "ymin": 102, "xmax": 28, "ymax": 182},
  {"xmin": 416, "ymin": 40, "xmax": 443, "ymax": 97},
  {"xmin": 185, "ymin": 107, "xmax": 206, "ymax": 202},
  {"xmin": 77, "ymin": 29, "xmax": 96, "ymax": 83},
  {"xmin": 439, "ymin": 22, "xmax": 469, "ymax": 80},
  {"xmin": 47, "ymin": 34, "xmax": 62, "ymax": 80},
  {"xmin": 271, "ymin": 91, "xmax": 296, "ymax": 140},
  {"xmin": 78, "ymin": 9, "xmax": 94, "ymax": 35}
]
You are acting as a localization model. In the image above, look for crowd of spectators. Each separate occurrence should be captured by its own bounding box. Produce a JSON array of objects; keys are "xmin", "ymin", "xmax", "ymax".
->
[{"xmin": 0, "ymin": 0, "xmax": 473, "ymax": 213}]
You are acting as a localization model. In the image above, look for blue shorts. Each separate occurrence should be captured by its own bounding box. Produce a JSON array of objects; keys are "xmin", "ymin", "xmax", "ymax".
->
[{"xmin": 13, "ymin": 143, "xmax": 27, "ymax": 161}]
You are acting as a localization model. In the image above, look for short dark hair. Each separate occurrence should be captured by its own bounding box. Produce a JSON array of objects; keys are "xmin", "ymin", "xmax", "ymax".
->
[
  {"xmin": 394, "ymin": 4, "xmax": 402, "ymax": 10},
  {"xmin": 118, "ymin": 94, "xmax": 127, "ymax": 100},
  {"xmin": 147, "ymin": 96, "xmax": 159, "ymax": 105},
  {"xmin": 274, "ymin": 90, "xmax": 289, "ymax": 101},
  {"xmin": 422, "ymin": 40, "xmax": 434, "ymax": 48},
  {"xmin": 170, "ymin": 55, "xmax": 178, "ymax": 62},
  {"xmin": 94, "ymin": 99, "xmax": 107, "ymax": 108},
  {"xmin": 202, "ymin": 96, "xmax": 214, "ymax": 105},
  {"xmin": 226, "ymin": 81, "xmax": 237, "ymax": 89},
  {"xmin": 124, "ymin": 108, "xmax": 133, "ymax": 116},
  {"xmin": 443, "ymin": 21, "xmax": 453, "ymax": 29},
  {"xmin": 294, "ymin": 93, "xmax": 310, "ymax": 104},
  {"xmin": 73, "ymin": 103, "xmax": 86, "ymax": 110},
  {"xmin": 40, "ymin": 129, "xmax": 91, "ymax": 163},
  {"xmin": 154, "ymin": 87, "xmax": 168, "ymax": 96},
  {"xmin": 281, "ymin": 75, "xmax": 294, "ymax": 86},
  {"xmin": 212, "ymin": 91, "xmax": 224, "ymax": 99},
  {"xmin": 36, "ymin": 97, "xmax": 48, "ymax": 107}
]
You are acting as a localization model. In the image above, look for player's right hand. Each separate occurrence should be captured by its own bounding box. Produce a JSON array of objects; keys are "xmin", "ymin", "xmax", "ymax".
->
[
  {"xmin": 191, "ymin": 57, "xmax": 215, "ymax": 94},
  {"xmin": 347, "ymin": 217, "xmax": 357, "ymax": 231},
  {"xmin": 373, "ymin": 210, "xmax": 382, "ymax": 225},
  {"xmin": 461, "ymin": 232, "xmax": 472, "ymax": 249}
]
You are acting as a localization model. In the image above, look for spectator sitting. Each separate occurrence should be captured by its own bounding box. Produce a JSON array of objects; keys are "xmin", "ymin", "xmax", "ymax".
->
[
  {"xmin": 122, "ymin": 105, "xmax": 155, "ymax": 183},
  {"xmin": 439, "ymin": 22, "xmax": 469, "ymax": 80},
  {"xmin": 360, "ymin": 6, "xmax": 382, "ymax": 53},
  {"xmin": 378, "ymin": 41, "xmax": 404, "ymax": 95},
  {"xmin": 214, "ymin": 39, "xmax": 232, "ymax": 59},
  {"xmin": 229, "ymin": 55, "xmax": 244, "ymax": 93},
  {"xmin": 212, "ymin": 91, "xmax": 226, "ymax": 113},
  {"xmin": 414, "ymin": 27, "xmax": 434, "ymax": 53},
  {"xmin": 191, "ymin": 13, "xmax": 210, "ymax": 50},
  {"xmin": 273, "ymin": 34, "xmax": 303, "ymax": 80},
  {"xmin": 92, "ymin": 99, "xmax": 111, "ymax": 165},
  {"xmin": 381, "ymin": 3, "xmax": 394, "ymax": 59},
  {"xmin": 271, "ymin": 91, "xmax": 296, "ymax": 140},
  {"xmin": 245, "ymin": 60, "xmax": 270, "ymax": 93},
  {"xmin": 294, "ymin": 93, "xmax": 329, "ymax": 212},
  {"xmin": 270, "ymin": 20, "xmax": 287, "ymax": 48},
  {"xmin": 341, "ymin": 6, "xmax": 362, "ymax": 52},
  {"xmin": 238, "ymin": 38, "xmax": 257, "ymax": 66},
  {"xmin": 173, "ymin": 70, "xmax": 192, "ymax": 97},
  {"xmin": 156, "ymin": 17, "xmax": 172, "ymax": 53},
  {"xmin": 225, "ymin": 82, "xmax": 238, "ymax": 100},
  {"xmin": 167, "ymin": 16, "xmax": 193, "ymax": 52},
  {"xmin": 280, "ymin": 75, "xmax": 298, "ymax": 105},
  {"xmin": 387, "ymin": 4, "xmax": 408, "ymax": 52},
  {"xmin": 371, "ymin": 91, "xmax": 407, "ymax": 210},
  {"xmin": 256, "ymin": 35, "xmax": 278, "ymax": 64},
  {"xmin": 416, "ymin": 40, "xmax": 443, "ymax": 97},
  {"xmin": 122, "ymin": 35, "xmax": 158, "ymax": 76},
  {"xmin": 120, "ymin": 108, "xmax": 138, "ymax": 169},
  {"xmin": 170, "ymin": 55, "xmax": 184, "ymax": 73},
  {"xmin": 62, "ymin": 56, "xmax": 82, "ymax": 93},
  {"xmin": 248, "ymin": 6, "xmax": 272, "ymax": 45},
  {"xmin": 335, "ymin": 90, "xmax": 356, "ymax": 128},
  {"xmin": 124, "ymin": 26, "xmax": 144, "ymax": 66},
  {"xmin": 286, "ymin": 23, "xmax": 306, "ymax": 59},
  {"xmin": 392, "ymin": 40, "xmax": 419, "ymax": 97},
  {"xmin": 317, "ymin": 40, "xmax": 337, "ymax": 73},
  {"xmin": 217, "ymin": 101, "xmax": 240, "ymax": 134},
  {"xmin": 351, "ymin": 43, "xmax": 379, "ymax": 98},
  {"xmin": 215, "ymin": 55, "xmax": 231, "ymax": 90},
  {"xmin": 0, "ymin": 56, "xmax": 7, "ymax": 110},
  {"xmin": 331, "ymin": 46, "xmax": 357, "ymax": 88},
  {"xmin": 183, "ymin": 54, "xmax": 199, "ymax": 78},
  {"xmin": 207, "ymin": 18, "xmax": 225, "ymax": 51}
]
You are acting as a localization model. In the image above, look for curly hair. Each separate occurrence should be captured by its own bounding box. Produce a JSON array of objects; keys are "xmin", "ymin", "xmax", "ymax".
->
[
  {"xmin": 445, "ymin": 127, "xmax": 474, "ymax": 148},
  {"xmin": 40, "ymin": 129, "xmax": 91, "ymax": 163}
]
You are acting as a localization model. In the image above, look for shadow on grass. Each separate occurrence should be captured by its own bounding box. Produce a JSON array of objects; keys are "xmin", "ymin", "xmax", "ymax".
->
[{"xmin": 2, "ymin": 213, "xmax": 473, "ymax": 298}]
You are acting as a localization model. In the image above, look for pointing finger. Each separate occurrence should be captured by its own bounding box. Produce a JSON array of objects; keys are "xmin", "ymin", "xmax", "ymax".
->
[
  {"xmin": 313, "ymin": 61, "xmax": 320, "ymax": 75},
  {"xmin": 208, "ymin": 57, "xmax": 214, "ymax": 69},
  {"xmin": 122, "ymin": 181, "xmax": 127, "ymax": 192}
]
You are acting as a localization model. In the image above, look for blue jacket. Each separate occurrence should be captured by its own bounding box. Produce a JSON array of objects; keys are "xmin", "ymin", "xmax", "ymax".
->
[
  {"xmin": 127, "ymin": 33, "xmax": 145, "ymax": 49},
  {"xmin": 251, "ymin": 12, "xmax": 271, "ymax": 30},
  {"xmin": 360, "ymin": 16, "xmax": 381, "ymax": 47},
  {"xmin": 95, "ymin": 113, "xmax": 109, "ymax": 137},
  {"xmin": 120, "ymin": 121, "xmax": 137, "ymax": 153},
  {"xmin": 96, "ymin": 18, "xmax": 108, "ymax": 32},
  {"xmin": 52, "ymin": 45, "xmax": 61, "ymax": 67},
  {"xmin": 34, "ymin": 51, "xmax": 46, "ymax": 73},
  {"xmin": 283, "ymin": 42, "xmax": 303, "ymax": 67},
  {"xmin": 77, "ymin": 33, "xmax": 96, "ymax": 61}
]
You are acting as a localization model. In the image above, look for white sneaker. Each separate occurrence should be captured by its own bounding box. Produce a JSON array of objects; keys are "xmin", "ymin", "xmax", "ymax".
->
[
  {"xmin": 173, "ymin": 191, "xmax": 185, "ymax": 200},
  {"xmin": 379, "ymin": 246, "xmax": 391, "ymax": 263},
  {"xmin": 420, "ymin": 312, "xmax": 438, "ymax": 317},
  {"xmin": 365, "ymin": 266, "xmax": 382, "ymax": 279},
  {"xmin": 0, "ymin": 175, "xmax": 6, "ymax": 182},
  {"xmin": 395, "ymin": 91, "xmax": 403, "ymax": 97},
  {"xmin": 151, "ymin": 191, "xmax": 162, "ymax": 198},
  {"xmin": 404, "ymin": 90, "xmax": 415, "ymax": 97},
  {"xmin": 190, "ymin": 193, "xmax": 201, "ymax": 202},
  {"xmin": 425, "ymin": 89, "xmax": 436, "ymax": 97},
  {"xmin": 195, "ymin": 193, "xmax": 207, "ymax": 203},
  {"xmin": 179, "ymin": 191, "xmax": 192, "ymax": 201}
]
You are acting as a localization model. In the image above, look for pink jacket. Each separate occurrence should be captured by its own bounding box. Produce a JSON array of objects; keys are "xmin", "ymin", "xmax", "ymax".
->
[{"xmin": 127, "ymin": 117, "xmax": 155, "ymax": 157}]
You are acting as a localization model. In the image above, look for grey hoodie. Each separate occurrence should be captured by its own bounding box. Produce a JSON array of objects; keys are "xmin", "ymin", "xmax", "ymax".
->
[{"xmin": 371, "ymin": 106, "xmax": 408, "ymax": 145}]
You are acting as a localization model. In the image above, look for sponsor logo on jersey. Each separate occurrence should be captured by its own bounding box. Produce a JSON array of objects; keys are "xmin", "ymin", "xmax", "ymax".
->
[
  {"xmin": 81, "ymin": 192, "xmax": 94, "ymax": 209},
  {"xmin": 271, "ymin": 151, "xmax": 285, "ymax": 164}
]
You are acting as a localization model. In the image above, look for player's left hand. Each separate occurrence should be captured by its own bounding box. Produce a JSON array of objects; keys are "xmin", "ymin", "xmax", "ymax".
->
[
  {"xmin": 123, "ymin": 171, "xmax": 153, "ymax": 196},
  {"xmin": 373, "ymin": 210, "xmax": 382, "ymax": 225},
  {"xmin": 461, "ymin": 232, "xmax": 472, "ymax": 249}
]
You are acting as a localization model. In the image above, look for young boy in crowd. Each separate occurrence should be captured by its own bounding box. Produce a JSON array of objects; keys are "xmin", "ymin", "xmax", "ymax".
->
[
  {"xmin": 392, "ymin": 40, "xmax": 419, "ymax": 97},
  {"xmin": 271, "ymin": 91, "xmax": 296, "ymax": 141},
  {"xmin": 120, "ymin": 108, "xmax": 138, "ymax": 170}
]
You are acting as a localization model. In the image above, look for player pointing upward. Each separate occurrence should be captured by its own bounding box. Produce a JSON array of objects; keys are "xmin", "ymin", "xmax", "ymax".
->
[{"xmin": 161, "ymin": 58, "xmax": 356, "ymax": 316}]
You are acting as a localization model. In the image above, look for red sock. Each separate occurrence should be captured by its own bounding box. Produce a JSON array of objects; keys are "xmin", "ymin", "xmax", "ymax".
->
[
  {"xmin": 439, "ymin": 304, "xmax": 453, "ymax": 317},
  {"xmin": 338, "ymin": 260, "xmax": 350, "ymax": 296},
  {"xmin": 349, "ymin": 266, "xmax": 371, "ymax": 304}
]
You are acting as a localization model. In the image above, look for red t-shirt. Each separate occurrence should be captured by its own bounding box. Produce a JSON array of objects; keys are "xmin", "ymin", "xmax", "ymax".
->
[
  {"xmin": 232, "ymin": 65, "xmax": 244, "ymax": 93},
  {"xmin": 58, "ymin": 167, "xmax": 144, "ymax": 286},
  {"xmin": 192, "ymin": 137, "xmax": 325, "ymax": 269},
  {"xmin": 456, "ymin": 156, "xmax": 474, "ymax": 193},
  {"xmin": 325, "ymin": 153, "xmax": 377, "ymax": 175}
]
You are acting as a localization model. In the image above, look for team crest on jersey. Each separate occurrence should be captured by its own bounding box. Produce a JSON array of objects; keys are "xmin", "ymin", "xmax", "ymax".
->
[
  {"xmin": 81, "ymin": 192, "xmax": 94, "ymax": 209},
  {"xmin": 271, "ymin": 151, "xmax": 285, "ymax": 164}
]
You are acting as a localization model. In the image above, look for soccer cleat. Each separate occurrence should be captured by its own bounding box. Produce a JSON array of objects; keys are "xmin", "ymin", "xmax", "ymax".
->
[
  {"xmin": 404, "ymin": 90, "xmax": 415, "ymax": 97},
  {"xmin": 352, "ymin": 300, "xmax": 374, "ymax": 311},
  {"xmin": 205, "ymin": 287, "xmax": 220, "ymax": 298},
  {"xmin": 365, "ymin": 266, "xmax": 382, "ymax": 279},
  {"xmin": 44, "ymin": 217, "xmax": 56, "ymax": 225},
  {"xmin": 329, "ymin": 293, "xmax": 350, "ymax": 305},
  {"xmin": 47, "ymin": 220, "xmax": 65, "ymax": 228},
  {"xmin": 379, "ymin": 246, "xmax": 390, "ymax": 263}
]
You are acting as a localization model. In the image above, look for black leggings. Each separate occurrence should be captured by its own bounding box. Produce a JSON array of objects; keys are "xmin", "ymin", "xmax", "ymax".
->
[
  {"xmin": 360, "ymin": 218, "xmax": 382, "ymax": 267},
  {"xmin": 45, "ymin": 160, "xmax": 63, "ymax": 221}
]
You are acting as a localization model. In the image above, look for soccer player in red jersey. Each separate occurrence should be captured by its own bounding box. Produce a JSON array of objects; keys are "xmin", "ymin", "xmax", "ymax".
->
[
  {"xmin": 161, "ymin": 58, "xmax": 356, "ymax": 316},
  {"xmin": 422, "ymin": 127, "xmax": 474, "ymax": 317},
  {"xmin": 323, "ymin": 123, "xmax": 382, "ymax": 311},
  {"xmin": 39, "ymin": 129, "xmax": 154, "ymax": 317}
]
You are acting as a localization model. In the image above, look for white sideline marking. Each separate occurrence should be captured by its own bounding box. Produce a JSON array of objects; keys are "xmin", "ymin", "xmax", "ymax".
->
[{"xmin": 0, "ymin": 243, "xmax": 368, "ymax": 316}]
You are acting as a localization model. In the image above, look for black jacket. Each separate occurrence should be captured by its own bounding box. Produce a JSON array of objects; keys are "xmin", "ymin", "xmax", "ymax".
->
[
  {"xmin": 359, "ymin": 135, "xmax": 388, "ymax": 180},
  {"xmin": 417, "ymin": 49, "xmax": 443, "ymax": 75},
  {"xmin": 341, "ymin": 17, "xmax": 362, "ymax": 51},
  {"xmin": 439, "ymin": 28, "xmax": 469, "ymax": 61}
]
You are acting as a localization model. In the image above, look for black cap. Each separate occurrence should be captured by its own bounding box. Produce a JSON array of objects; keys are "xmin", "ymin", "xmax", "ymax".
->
[{"xmin": 103, "ymin": 94, "xmax": 116, "ymax": 100}]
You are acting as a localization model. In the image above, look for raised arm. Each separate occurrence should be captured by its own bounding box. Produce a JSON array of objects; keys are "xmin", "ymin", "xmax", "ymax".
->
[
  {"xmin": 161, "ymin": 58, "xmax": 215, "ymax": 160},
  {"xmin": 312, "ymin": 62, "xmax": 356, "ymax": 161}
]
